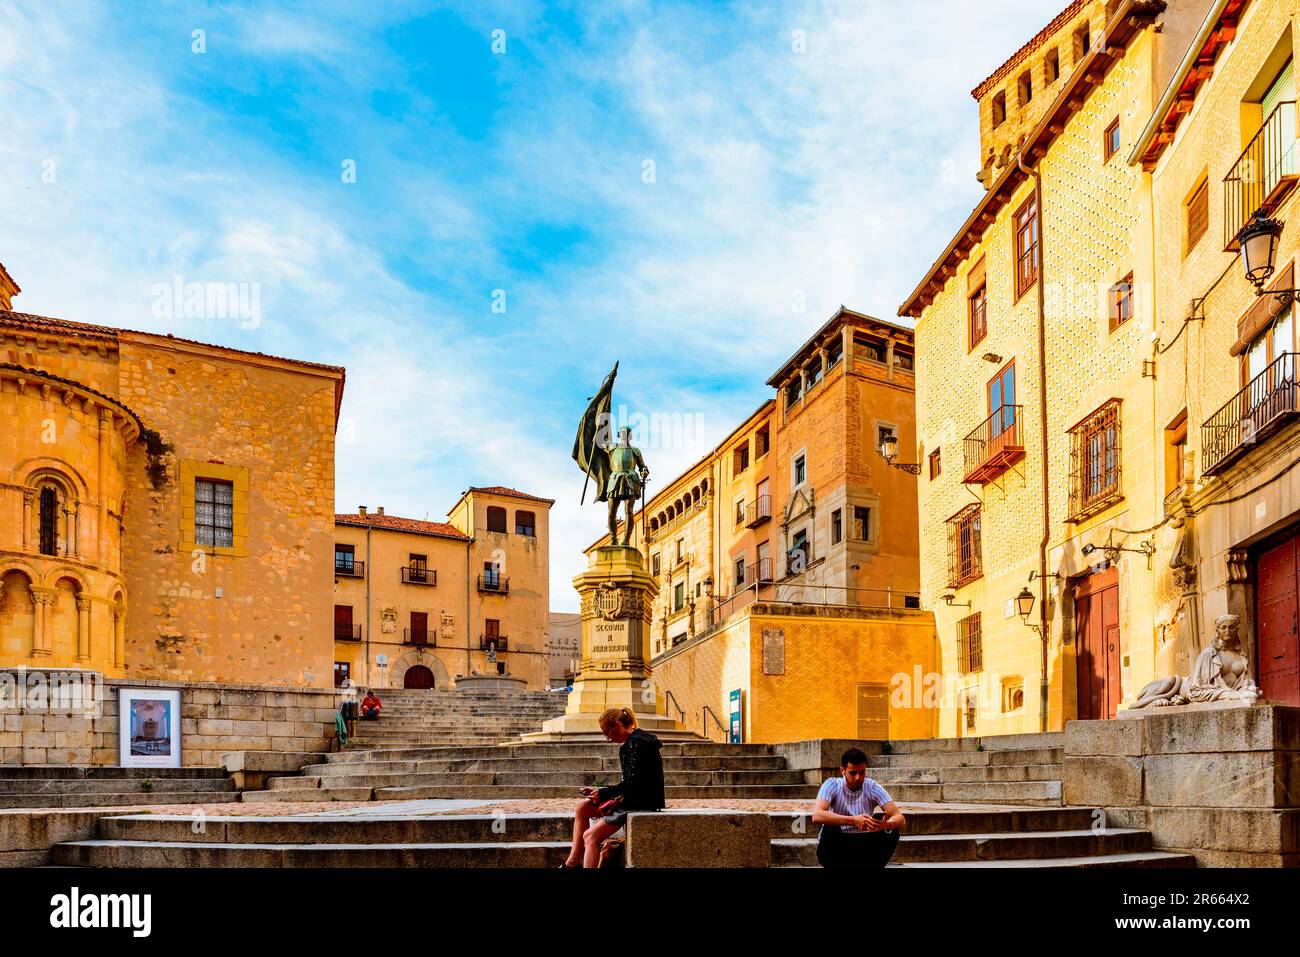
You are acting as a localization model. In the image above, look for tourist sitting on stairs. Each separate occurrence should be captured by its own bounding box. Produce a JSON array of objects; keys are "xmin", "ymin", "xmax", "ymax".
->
[
  {"xmin": 811, "ymin": 747, "xmax": 906, "ymax": 868},
  {"xmin": 561, "ymin": 707, "xmax": 665, "ymax": 868},
  {"xmin": 360, "ymin": 691, "xmax": 382, "ymax": 720}
]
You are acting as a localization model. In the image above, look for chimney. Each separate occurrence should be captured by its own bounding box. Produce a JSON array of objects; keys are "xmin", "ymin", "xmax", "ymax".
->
[
  {"xmin": 0, "ymin": 263, "xmax": 19, "ymax": 312},
  {"xmin": 358, "ymin": 506, "xmax": 367, "ymax": 516},
  {"xmin": 376, "ymin": 506, "xmax": 385, "ymax": 516}
]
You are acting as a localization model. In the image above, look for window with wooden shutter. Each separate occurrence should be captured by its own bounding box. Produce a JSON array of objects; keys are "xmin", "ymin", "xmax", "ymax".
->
[
  {"xmin": 1014, "ymin": 195, "xmax": 1039, "ymax": 299},
  {"xmin": 1185, "ymin": 176, "xmax": 1208, "ymax": 254}
]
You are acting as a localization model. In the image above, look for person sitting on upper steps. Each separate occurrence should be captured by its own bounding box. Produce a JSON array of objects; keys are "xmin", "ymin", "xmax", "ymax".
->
[
  {"xmin": 360, "ymin": 691, "xmax": 382, "ymax": 720},
  {"xmin": 810, "ymin": 747, "xmax": 906, "ymax": 868}
]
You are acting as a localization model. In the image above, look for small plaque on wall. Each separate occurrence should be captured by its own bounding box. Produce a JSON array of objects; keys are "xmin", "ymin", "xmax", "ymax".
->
[
  {"xmin": 118, "ymin": 688, "xmax": 182, "ymax": 769},
  {"xmin": 762, "ymin": 629, "xmax": 785, "ymax": 675}
]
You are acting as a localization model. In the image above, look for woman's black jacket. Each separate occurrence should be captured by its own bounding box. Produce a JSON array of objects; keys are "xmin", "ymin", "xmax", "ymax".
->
[{"xmin": 596, "ymin": 728, "xmax": 665, "ymax": 811}]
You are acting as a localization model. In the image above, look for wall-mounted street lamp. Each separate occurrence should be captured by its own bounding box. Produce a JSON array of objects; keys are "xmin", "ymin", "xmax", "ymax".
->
[
  {"xmin": 879, "ymin": 435, "xmax": 921, "ymax": 475},
  {"xmin": 1238, "ymin": 213, "xmax": 1295, "ymax": 305},
  {"xmin": 940, "ymin": 592, "xmax": 971, "ymax": 608}
]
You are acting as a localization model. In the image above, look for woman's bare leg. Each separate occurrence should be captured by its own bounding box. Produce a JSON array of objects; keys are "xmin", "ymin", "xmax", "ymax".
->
[
  {"xmin": 582, "ymin": 818, "xmax": 621, "ymax": 868},
  {"xmin": 567, "ymin": 799, "xmax": 598, "ymax": 867}
]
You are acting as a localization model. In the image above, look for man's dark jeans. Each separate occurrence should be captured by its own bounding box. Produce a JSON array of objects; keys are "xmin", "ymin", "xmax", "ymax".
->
[{"xmin": 816, "ymin": 823, "xmax": 900, "ymax": 868}]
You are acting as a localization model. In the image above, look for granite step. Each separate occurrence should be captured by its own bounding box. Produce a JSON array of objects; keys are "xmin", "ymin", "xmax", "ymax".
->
[
  {"xmin": 770, "ymin": 828, "xmax": 1156, "ymax": 865},
  {"xmin": 274, "ymin": 769, "xmax": 808, "ymax": 790},
  {"xmin": 0, "ymin": 778, "xmax": 235, "ymax": 795},
  {"xmin": 0, "ymin": 766, "xmax": 229, "ymax": 780},
  {"xmin": 883, "ymin": 781, "xmax": 1063, "ymax": 806},
  {"xmin": 299, "ymin": 755, "xmax": 788, "ymax": 776},
  {"xmin": 880, "ymin": 732, "xmax": 1066, "ymax": 754},
  {"xmin": 0, "ymin": 790, "xmax": 241, "ymax": 809},
  {"xmin": 868, "ymin": 764, "xmax": 1062, "ymax": 784},
  {"xmin": 868, "ymin": 748, "xmax": 1062, "ymax": 768}
]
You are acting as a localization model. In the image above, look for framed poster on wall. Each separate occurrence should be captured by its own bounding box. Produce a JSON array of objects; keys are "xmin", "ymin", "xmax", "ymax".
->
[{"xmin": 118, "ymin": 688, "xmax": 182, "ymax": 768}]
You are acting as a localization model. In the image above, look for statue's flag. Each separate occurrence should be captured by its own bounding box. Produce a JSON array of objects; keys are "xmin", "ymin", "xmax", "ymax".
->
[{"xmin": 575, "ymin": 362, "xmax": 617, "ymax": 504}]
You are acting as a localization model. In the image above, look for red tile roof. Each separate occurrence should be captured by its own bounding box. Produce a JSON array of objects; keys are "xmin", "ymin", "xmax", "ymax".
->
[
  {"xmin": 466, "ymin": 486, "xmax": 556, "ymax": 505},
  {"xmin": 335, "ymin": 512, "xmax": 472, "ymax": 541},
  {"xmin": 971, "ymin": 0, "xmax": 1088, "ymax": 98}
]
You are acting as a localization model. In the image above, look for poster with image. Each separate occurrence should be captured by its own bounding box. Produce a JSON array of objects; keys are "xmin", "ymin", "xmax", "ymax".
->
[{"xmin": 118, "ymin": 689, "xmax": 182, "ymax": 768}]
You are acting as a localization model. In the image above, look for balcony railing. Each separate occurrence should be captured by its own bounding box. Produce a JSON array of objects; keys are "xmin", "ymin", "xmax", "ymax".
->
[
  {"xmin": 745, "ymin": 495, "xmax": 772, "ymax": 528},
  {"xmin": 963, "ymin": 405, "xmax": 1025, "ymax": 483},
  {"xmin": 1202, "ymin": 352, "xmax": 1299, "ymax": 475},
  {"xmin": 745, "ymin": 558, "xmax": 774, "ymax": 584},
  {"xmin": 404, "ymin": 628, "xmax": 435, "ymax": 646},
  {"xmin": 401, "ymin": 566, "xmax": 437, "ymax": 586},
  {"xmin": 334, "ymin": 560, "xmax": 364, "ymax": 579},
  {"xmin": 1224, "ymin": 101, "xmax": 1297, "ymax": 249},
  {"xmin": 334, "ymin": 624, "xmax": 361, "ymax": 641},
  {"xmin": 479, "ymin": 635, "xmax": 509, "ymax": 652},
  {"xmin": 477, "ymin": 574, "xmax": 509, "ymax": 594}
]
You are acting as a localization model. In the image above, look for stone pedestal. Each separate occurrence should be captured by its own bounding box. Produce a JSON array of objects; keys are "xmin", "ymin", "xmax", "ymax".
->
[
  {"xmin": 522, "ymin": 546, "xmax": 697, "ymax": 742},
  {"xmin": 452, "ymin": 674, "xmax": 528, "ymax": 693}
]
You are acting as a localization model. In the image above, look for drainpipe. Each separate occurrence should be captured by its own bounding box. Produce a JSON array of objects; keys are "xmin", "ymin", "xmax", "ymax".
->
[
  {"xmin": 465, "ymin": 540, "xmax": 472, "ymax": 677},
  {"xmin": 1018, "ymin": 150, "xmax": 1051, "ymax": 734}
]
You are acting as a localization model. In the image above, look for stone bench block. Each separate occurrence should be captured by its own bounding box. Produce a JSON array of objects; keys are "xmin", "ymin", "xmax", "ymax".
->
[{"xmin": 625, "ymin": 811, "xmax": 771, "ymax": 868}]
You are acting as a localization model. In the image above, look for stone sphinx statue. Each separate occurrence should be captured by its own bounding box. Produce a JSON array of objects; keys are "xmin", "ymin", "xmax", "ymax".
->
[{"xmin": 1128, "ymin": 614, "xmax": 1261, "ymax": 709}]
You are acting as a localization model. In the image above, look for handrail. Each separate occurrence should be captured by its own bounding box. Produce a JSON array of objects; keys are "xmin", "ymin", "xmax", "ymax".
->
[
  {"xmin": 1201, "ymin": 352, "xmax": 1299, "ymax": 474},
  {"xmin": 1223, "ymin": 100, "xmax": 1296, "ymax": 248},
  {"xmin": 334, "ymin": 561, "xmax": 365, "ymax": 578},
  {"xmin": 400, "ymin": 566, "xmax": 437, "ymax": 586},
  {"xmin": 663, "ymin": 690, "xmax": 686, "ymax": 723},
  {"xmin": 702, "ymin": 705, "xmax": 727, "ymax": 742}
]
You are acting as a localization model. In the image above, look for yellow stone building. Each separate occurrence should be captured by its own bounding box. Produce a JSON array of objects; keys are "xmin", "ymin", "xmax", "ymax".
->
[
  {"xmin": 901, "ymin": 0, "xmax": 1296, "ymax": 735},
  {"xmin": 0, "ymin": 281, "xmax": 344, "ymax": 688},
  {"xmin": 332, "ymin": 487, "xmax": 554, "ymax": 691},
  {"xmin": 589, "ymin": 308, "xmax": 933, "ymax": 742}
]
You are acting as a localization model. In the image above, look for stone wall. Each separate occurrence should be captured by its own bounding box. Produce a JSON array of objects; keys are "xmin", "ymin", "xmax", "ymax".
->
[
  {"xmin": 0, "ymin": 670, "xmax": 339, "ymax": 766},
  {"xmin": 1063, "ymin": 704, "xmax": 1300, "ymax": 866}
]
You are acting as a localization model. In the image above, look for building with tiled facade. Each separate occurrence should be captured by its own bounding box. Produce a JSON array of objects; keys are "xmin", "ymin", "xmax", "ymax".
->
[
  {"xmin": 902, "ymin": 0, "xmax": 1296, "ymax": 736},
  {"xmin": 587, "ymin": 308, "xmax": 931, "ymax": 742},
  {"xmin": 333, "ymin": 487, "xmax": 554, "ymax": 692},
  {"xmin": 1, "ymin": 286, "xmax": 343, "ymax": 690}
]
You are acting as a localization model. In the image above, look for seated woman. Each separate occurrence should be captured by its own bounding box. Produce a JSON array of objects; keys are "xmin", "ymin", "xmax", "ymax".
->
[{"xmin": 562, "ymin": 707, "xmax": 664, "ymax": 868}]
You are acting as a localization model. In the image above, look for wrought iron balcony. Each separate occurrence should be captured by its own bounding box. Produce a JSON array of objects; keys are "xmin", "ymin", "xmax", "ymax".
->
[
  {"xmin": 745, "ymin": 558, "xmax": 774, "ymax": 584},
  {"xmin": 745, "ymin": 495, "xmax": 772, "ymax": 528},
  {"xmin": 963, "ymin": 405, "xmax": 1025, "ymax": 484},
  {"xmin": 477, "ymin": 574, "xmax": 509, "ymax": 594},
  {"xmin": 404, "ymin": 628, "xmax": 434, "ymax": 646},
  {"xmin": 334, "ymin": 560, "xmax": 364, "ymax": 579},
  {"xmin": 1224, "ymin": 101, "xmax": 1296, "ymax": 249},
  {"xmin": 334, "ymin": 624, "xmax": 361, "ymax": 641},
  {"xmin": 479, "ymin": 635, "xmax": 508, "ymax": 652},
  {"xmin": 401, "ymin": 566, "xmax": 437, "ymax": 586},
  {"xmin": 1202, "ymin": 352, "xmax": 1299, "ymax": 475}
]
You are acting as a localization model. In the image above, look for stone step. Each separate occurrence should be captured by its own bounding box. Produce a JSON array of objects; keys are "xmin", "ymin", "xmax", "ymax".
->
[
  {"xmin": 324, "ymin": 743, "xmax": 777, "ymax": 763},
  {"xmin": 769, "ymin": 827, "xmax": 1157, "ymax": 864},
  {"xmin": 880, "ymin": 732, "xmax": 1066, "ymax": 754},
  {"xmin": 868, "ymin": 748, "xmax": 1062, "ymax": 768},
  {"xmin": 279, "ymin": 769, "xmax": 808, "ymax": 790},
  {"xmin": 51, "ymin": 839, "xmax": 572, "ymax": 868},
  {"xmin": 92, "ymin": 806, "xmax": 1106, "ymax": 845},
  {"xmin": 0, "ymin": 766, "xmax": 229, "ymax": 780},
  {"xmin": 0, "ymin": 791, "xmax": 241, "ymax": 809},
  {"xmin": 868, "ymin": 764, "xmax": 1062, "ymax": 785},
  {"xmin": 0, "ymin": 778, "xmax": 235, "ymax": 795},
  {"xmin": 883, "ymin": 781, "xmax": 1063, "ymax": 806},
  {"xmin": 372, "ymin": 783, "xmax": 820, "ymax": 801},
  {"xmin": 240, "ymin": 787, "xmax": 375, "ymax": 803},
  {"xmin": 300, "ymin": 755, "xmax": 789, "ymax": 776}
]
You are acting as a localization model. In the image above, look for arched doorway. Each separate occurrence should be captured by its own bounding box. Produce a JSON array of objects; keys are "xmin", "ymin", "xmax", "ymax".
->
[{"xmin": 403, "ymin": 665, "xmax": 435, "ymax": 690}]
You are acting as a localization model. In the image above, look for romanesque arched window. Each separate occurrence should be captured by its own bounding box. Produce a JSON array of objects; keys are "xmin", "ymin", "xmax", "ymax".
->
[{"xmin": 39, "ymin": 486, "xmax": 59, "ymax": 556}]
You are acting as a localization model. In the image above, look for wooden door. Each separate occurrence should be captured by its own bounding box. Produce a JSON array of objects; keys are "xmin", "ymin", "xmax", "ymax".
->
[
  {"xmin": 410, "ymin": 611, "xmax": 428, "ymax": 645},
  {"xmin": 1074, "ymin": 566, "xmax": 1121, "ymax": 720},
  {"xmin": 404, "ymin": 665, "xmax": 434, "ymax": 690},
  {"xmin": 1258, "ymin": 534, "xmax": 1300, "ymax": 706}
]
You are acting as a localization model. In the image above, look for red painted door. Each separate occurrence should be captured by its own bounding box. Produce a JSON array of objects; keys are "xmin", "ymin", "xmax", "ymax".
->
[
  {"xmin": 1257, "ymin": 535, "xmax": 1300, "ymax": 706},
  {"xmin": 1074, "ymin": 566, "xmax": 1121, "ymax": 720}
]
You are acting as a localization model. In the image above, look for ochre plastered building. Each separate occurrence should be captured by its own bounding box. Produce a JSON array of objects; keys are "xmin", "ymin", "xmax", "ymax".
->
[
  {"xmin": 333, "ymin": 487, "xmax": 554, "ymax": 691},
  {"xmin": 588, "ymin": 308, "xmax": 932, "ymax": 742},
  {"xmin": 902, "ymin": 0, "xmax": 1295, "ymax": 736},
  {"xmin": 0, "ymin": 292, "xmax": 344, "ymax": 688}
]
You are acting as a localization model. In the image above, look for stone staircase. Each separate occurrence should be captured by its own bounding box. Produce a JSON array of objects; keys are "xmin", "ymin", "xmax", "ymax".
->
[
  {"xmin": 242, "ymin": 742, "xmax": 817, "ymax": 802},
  {"xmin": 861, "ymin": 732, "xmax": 1066, "ymax": 807},
  {"xmin": 348, "ymin": 689, "xmax": 568, "ymax": 750},
  {"xmin": 0, "ymin": 766, "xmax": 237, "ymax": 809},
  {"xmin": 49, "ymin": 805, "xmax": 1194, "ymax": 868}
]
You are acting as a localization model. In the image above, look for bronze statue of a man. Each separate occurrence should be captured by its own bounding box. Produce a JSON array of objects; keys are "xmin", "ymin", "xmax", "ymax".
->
[{"xmin": 573, "ymin": 363, "xmax": 650, "ymax": 547}]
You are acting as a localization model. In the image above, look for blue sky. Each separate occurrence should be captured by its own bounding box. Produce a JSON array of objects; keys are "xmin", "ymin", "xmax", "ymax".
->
[{"xmin": 0, "ymin": 0, "xmax": 1066, "ymax": 605}]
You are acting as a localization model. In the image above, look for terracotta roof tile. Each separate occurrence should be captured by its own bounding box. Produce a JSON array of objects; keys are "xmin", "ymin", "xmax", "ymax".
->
[
  {"xmin": 466, "ymin": 486, "xmax": 556, "ymax": 505},
  {"xmin": 971, "ymin": 0, "xmax": 1088, "ymax": 98},
  {"xmin": 335, "ymin": 513, "xmax": 472, "ymax": 541}
]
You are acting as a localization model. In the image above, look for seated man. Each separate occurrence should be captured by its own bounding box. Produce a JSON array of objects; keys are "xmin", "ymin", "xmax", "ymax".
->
[
  {"xmin": 811, "ymin": 747, "xmax": 905, "ymax": 868},
  {"xmin": 360, "ymin": 690, "xmax": 382, "ymax": 720}
]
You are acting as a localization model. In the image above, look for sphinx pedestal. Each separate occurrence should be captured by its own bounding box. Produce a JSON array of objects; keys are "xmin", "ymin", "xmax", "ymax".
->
[{"xmin": 521, "ymin": 546, "xmax": 697, "ymax": 742}]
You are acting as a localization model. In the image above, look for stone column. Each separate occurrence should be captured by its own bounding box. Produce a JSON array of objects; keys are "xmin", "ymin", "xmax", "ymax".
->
[
  {"xmin": 885, "ymin": 338, "xmax": 896, "ymax": 382},
  {"xmin": 22, "ymin": 489, "xmax": 34, "ymax": 550},
  {"xmin": 98, "ymin": 408, "xmax": 112, "ymax": 565},
  {"xmin": 113, "ymin": 605, "xmax": 126, "ymax": 669},
  {"xmin": 64, "ymin": 504, "xmax": 78, "ymax": 558},
  {"xmin": 76, "ymin": 596, "xmax": 91, "ymax": 662},
  {"xmin": 30, "ymin": 588, "xmax": 55, "ymax": 657}
]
